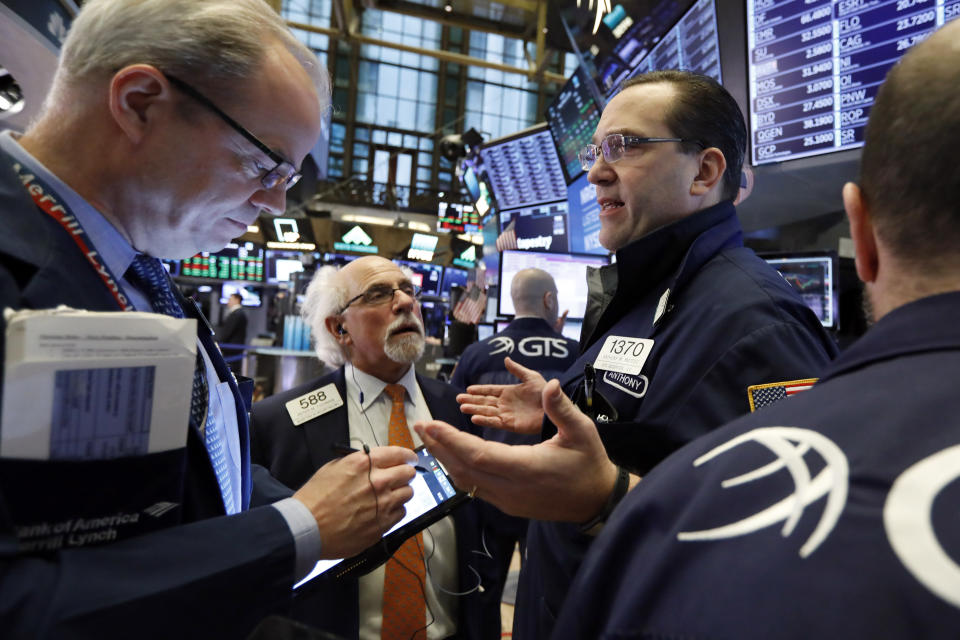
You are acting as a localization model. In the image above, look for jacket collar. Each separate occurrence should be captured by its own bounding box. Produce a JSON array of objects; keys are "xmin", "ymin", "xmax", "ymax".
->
[{"xmin": 821, "ymin": 291, "xmax": 960, "ymax": 382}]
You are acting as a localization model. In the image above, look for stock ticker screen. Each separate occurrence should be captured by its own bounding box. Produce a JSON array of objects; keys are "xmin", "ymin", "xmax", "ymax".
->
[
  {"xmin": 479, "ymin": 124, "xmax": 568, "ymax": 210},
  {"xmin": 748, "ymin": 0, "xmax": 960, "ymax": 165},
  {"xmin": 546, "ymin": 65, "xmax": 602, "ymax": 183},
  {"xmin": 764, "ymin": 254, "xmax": 837, "ymax": 329},
  {"xmin": 180, "ymin": 244, "xmax": 264, "ymax": 282}
]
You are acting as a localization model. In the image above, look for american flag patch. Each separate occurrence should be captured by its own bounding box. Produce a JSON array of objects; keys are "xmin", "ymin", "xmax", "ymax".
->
[{"xmin": 747, "ymin": 378, "xmax": 818, "ymax": 412}]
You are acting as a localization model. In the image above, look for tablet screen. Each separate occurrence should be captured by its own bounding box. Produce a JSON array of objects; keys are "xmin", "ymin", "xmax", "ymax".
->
[{"xmin": 294, "ymin": 447, "xmax": 460, "ymax": 588}]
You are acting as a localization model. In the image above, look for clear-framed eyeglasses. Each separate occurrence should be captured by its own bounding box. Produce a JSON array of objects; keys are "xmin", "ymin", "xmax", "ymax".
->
[{"xmin": 578, "ymin": 133, "xmax": 698, "ymax": 171}]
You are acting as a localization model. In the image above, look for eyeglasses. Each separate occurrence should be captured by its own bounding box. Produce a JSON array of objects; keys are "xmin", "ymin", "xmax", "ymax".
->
[
  {"xmin": 578, "ymin": 133, "xmax": 696, "ymax": 171},
  {"xmin": 165, "ymin": 74, "xmax": 302, "ymax": 191},
  {"xmin": 339, "ymin": 282, "xmax": 422, "ymax": 313}
]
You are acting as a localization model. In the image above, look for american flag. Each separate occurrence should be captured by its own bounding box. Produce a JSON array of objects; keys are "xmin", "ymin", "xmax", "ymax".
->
[
  {"xmin": 496, "ymin": 220, "xmax": 517, "ymax": 252},
  {"xmin": 453, "ymin": 284, "xmax": 487, "ymax": 324},
  {"xmin": 747, "ymin": 378, "xmax": 817, "ymax": 412}
]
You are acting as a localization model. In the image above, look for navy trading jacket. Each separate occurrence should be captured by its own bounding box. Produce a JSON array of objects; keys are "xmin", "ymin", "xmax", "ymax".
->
[
  {"xmin": 452, "ymin": 317, "xmax": 579, "ymax": 639},
  {"xmin": 452, "ymin": 316, "xmax": 579, "ymax": 443},
  {"xmin": 555, "ymin": 291, "xmax": 960, "ymax": 639},
  {"xmin": 515, "ymin": 200, "xmax": 839, "ymax": 638}
]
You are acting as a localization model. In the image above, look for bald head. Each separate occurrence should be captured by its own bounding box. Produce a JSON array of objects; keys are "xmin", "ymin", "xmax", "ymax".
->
[
  {"xmin": 859, "ymin": 20, "xmax": 960, "ymax": 274},
  {"xmin": 511, "ymin": 268, "xmax": 560, "ymax": 325}
]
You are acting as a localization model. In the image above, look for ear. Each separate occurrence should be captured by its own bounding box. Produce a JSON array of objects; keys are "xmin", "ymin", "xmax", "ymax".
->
[
  {"xmin": 543, "ymin": 290, "xmax": 556, "ymax": 311},
  {"xmin": 108, "ymin": 65, "xmax": 171, "ymax": 145},
  {"xmin": 689, "ymin": 147, "xmax": 727, "ymax": 197},
  {"xmin": 843, "ymin": 182, "xmax": 879, "ymax": 284},
  {"xmin": 324, "ymin": 316, "xmax": 349, "ymax": 344}
]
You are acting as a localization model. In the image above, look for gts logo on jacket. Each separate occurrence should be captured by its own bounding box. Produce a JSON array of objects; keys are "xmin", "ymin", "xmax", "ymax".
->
[{"xmin": 488, "ymin": 336, "xmax": 571, "ymax": 359}]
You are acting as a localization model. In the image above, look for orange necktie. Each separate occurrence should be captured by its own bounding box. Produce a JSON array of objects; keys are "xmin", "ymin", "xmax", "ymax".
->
[{"xmin": 381, "ymin": 383, "xmax": 427, "ymax": 640}]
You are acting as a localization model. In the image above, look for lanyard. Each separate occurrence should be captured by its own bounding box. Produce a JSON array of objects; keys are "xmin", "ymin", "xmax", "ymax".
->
[{"xmin": 10, "ymin": 160, "xmax": 136, "ymax": 311}]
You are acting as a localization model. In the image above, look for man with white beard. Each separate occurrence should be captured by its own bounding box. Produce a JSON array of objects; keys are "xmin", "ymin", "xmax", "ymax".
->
[{"xmin": 250, "ymin": 255, "xmax": 489, "ymax": 639}]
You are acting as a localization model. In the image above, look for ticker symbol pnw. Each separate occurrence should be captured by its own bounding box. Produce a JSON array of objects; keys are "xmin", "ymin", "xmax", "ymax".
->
[{"xmin": 677, "ymin": 427, "xmax": 848, "ymax": 558}]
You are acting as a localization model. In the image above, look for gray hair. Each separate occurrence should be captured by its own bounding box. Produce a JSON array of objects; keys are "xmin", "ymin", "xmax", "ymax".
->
[
  {"xmin": 302, "ymin": 265, "xmax": 349, "ymax": 367},
  {"xmin": 301, "ymin": 261, "xmax": 419, "ymax": 367},
  {"xmin": 50, "ymin": 0, "xmax": 328, "ymax": 105}
]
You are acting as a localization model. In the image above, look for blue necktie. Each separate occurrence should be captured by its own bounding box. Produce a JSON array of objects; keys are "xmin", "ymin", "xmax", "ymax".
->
[{"xmin": 126, "ymin": 254, "xmax": 234, "ymax": 512}]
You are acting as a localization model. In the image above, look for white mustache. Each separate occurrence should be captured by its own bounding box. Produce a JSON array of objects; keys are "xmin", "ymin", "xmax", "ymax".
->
[{"xmin": 384, "ymin": 313, "xmax": 424, "ymax": 339}]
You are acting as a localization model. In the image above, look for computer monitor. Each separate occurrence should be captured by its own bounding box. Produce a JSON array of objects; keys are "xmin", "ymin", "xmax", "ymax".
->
[
  {"xmin": 545, "ymin": 64, "xmax": 603, "ymax": 183},
  {"xmin": 599, "ymin": 0, "xmax": 722, "ymax": 101},
  {"xmin": 479, "ymin": 123, "xmax": 568, "ymax": 210},
  {"xmin": 746, "ymin": 0, "xmax": 959, "ymax": 166},
  {"xmin": 566, "ymin": 172, "xmax": 608, "ymax": 256},
  {"xmin": 495, "ymin": 319, "xmax": 511, "ymax": 333},
  {"xmin": 441, "ymin": 266, "xmax": 469, "ymax": 298},
  {"xmin": 498, "ymin": 250, "xmax": 609, "ymax": 320},
  {"xmin": 220, "ymin": 281, "xmax": 262, "ymax": 307},
  {"xmin": 393, "ymin": 259, "xmax": 444, "ymax": 297},
  {"xmin": 761, "ymin": 251, "xmax": 838, "ymax": 330},
  {"xmin": 265, "ymin": 249, "xmax": 305, "ymax": 284},
  {"xmin": 477, "ymin": 323, "xmax": 495, "ymax": 341},
  {"xmin": 560, "ymin": 318, "xmax": 583, "ymax": 342},
  {"xmin": 499, "ymin": 201, "xmax": 570, "ymax": 254}
]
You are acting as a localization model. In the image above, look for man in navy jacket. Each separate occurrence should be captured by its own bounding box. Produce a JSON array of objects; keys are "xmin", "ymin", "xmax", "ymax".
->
[
  {"xmin": 451, "ymin": 71, "xmax": 838, "ymax": 638},
  {"xmin": 424, "ymin": 20, "xmax": 960, "ymax": 639}
]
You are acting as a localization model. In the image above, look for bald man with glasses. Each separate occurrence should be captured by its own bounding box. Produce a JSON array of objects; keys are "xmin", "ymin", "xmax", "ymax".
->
[{"xmin": 449, "ymin": 70, "xmax": 839, "ymax": 639}]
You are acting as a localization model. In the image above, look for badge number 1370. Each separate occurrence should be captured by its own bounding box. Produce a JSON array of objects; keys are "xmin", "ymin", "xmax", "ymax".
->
[{"xmin": 593, "ymin": 336, "xmax": 654, "ymax": 376}]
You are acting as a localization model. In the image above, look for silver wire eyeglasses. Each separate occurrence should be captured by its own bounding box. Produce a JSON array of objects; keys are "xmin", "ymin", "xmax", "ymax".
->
[
  {"xmin": 578, "ymin": 133, "xmax": 698, "ymax": 171},
  {"xmin": 339, "ymin": 283, "xmax": 423, "ymax": 313},
  {"xmin": 165, "ymin": 74, "xmax": 302, "ymax": 191}
]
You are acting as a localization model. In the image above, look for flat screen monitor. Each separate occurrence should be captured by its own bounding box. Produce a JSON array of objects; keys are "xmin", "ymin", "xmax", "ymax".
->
[
  {"xmin": 322, "ymin": 252, "xmax": 359, "ymax": 268},
  {"xmin": 560, "ymin": 318, "xmax": 583, "ymax": 342},
  {"xmin": 265, "ymin": 249, "xmax": 306, "ymax": 283},
  {"xmin": 460, "ymin": 158, "xmax": 494, "ymax": 223},
  {"xmin": 762, "ymin": 251, "xmax": 838, "ymax": 330},
  {"xmin": 477, "ymin": 323, "xmax": 495, "ymax": 341},
  {"xmin": 441, "ymin": 266, "xmax": 469, "ymax": 298},
  {"xmin": 479, "ymin": 124, "xmax": 568, "ymax": 210},
  {"xmin": 746, "ymin": 0, "xmax": 959, "ymax": 166},
  {"xmin": 545, "ymin": 64, "xmax": 603, "ymax": 183},
  {"xmin": 180, "ymin": 243, "xmax": 264, "ymax": 282},
  {"xmin": 393, "ymin": 259, "xmax": 444, "ymax": 297},
  {"xmin": 220, "ymin": 281, "xmax": 262, "ymax": 307},
  {"xmin": 566, "ymin": 172, "xmax": 608, "ymax": 256},
  {"xmin": 499, "ymin": 202, "xmax": 570, "ymax": 254},
  {"xmin": 498, "ymin": 250, "xmax": 609, "ymax": 320},
  {"xmin": 601, "ymin": 0, "xmax": 722, "ymax": 101}
]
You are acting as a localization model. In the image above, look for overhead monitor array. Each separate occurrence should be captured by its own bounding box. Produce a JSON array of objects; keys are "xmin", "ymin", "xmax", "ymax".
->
[{"xmin": 747, "ymin": 0, "xmax": 960, "ymax": 165}]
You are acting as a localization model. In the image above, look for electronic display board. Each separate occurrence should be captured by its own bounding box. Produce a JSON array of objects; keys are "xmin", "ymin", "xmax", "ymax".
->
[
  {"xmin": 598, "ymin": 0, "xmax": 722, "ymax": 100},
  {"xmin": 180, "ymin": 243, "xmax": 264, "ymax": 282},
  {"xmin": 762, "ymin": 252, "xmax": 838, "ymax": 329},
  {"xmin": 438, "ymin": 202, "xmax": 480, "ymax": 233},
  {"xmin": 498, "ymin": 250, "xmax": 609, "ymax": 320},
  {"xmin": 566, "ymin": 172, "xmax": 607, "ymax": 256},
  {"xmin": 499, "ymin": 202, "xmax": 570, "ymax": 254},
  {"xmin": 545, "ymin": 65, "xmax": 603, "ymax": 183},
  {"xmin": 479, "ymin": 124, "xmax": 568, "ymax": 210},
  {"xmin": 393, "ymin": 259, "xmax": 444, "ymax": 297},
  {"xmin": 747, "ymin": 0, "xmax": 960, "ymax": 165}
]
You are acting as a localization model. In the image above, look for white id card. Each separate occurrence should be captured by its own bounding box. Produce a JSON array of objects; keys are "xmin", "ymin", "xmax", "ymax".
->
[
  {"xmin": 285, "ymin": 383, "xmax": 344, "ymax": 426},
  {"xmin": 593, "ymin": 335, "xmax": 655, "ymax": 376}
]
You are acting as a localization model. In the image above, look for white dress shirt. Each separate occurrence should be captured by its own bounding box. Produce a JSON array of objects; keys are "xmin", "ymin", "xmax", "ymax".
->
[{"xmin": 344, "ymin": 363, "xmax": 459, "ymax": 639}]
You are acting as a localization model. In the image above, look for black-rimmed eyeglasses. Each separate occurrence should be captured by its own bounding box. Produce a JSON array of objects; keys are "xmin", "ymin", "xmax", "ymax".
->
[
  {"xmin": 165, "ymin": 74, "xmax": 302, "ymax": 191},
  {"xmin": 339, "ymin": 283, "xmax": 422, "ymax": 313},
  {"xmin": 578, "ymin": 133, "xmax": 698, "ymax": 171}
]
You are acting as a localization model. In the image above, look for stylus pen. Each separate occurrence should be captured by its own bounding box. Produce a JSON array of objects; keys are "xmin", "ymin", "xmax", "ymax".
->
[{"xmin": 330, "ymin": 443, "xmax": 428, "ymax": 473}]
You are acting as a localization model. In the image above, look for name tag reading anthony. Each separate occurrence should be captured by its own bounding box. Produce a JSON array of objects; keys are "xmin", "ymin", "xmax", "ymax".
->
[
  {"xmin": 286, "ymin": 384, "xmax": 344, "ymax": 426},
  {"xmin": 593, "ymin": 336, "xmax": 655, "ymax": 376}
]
